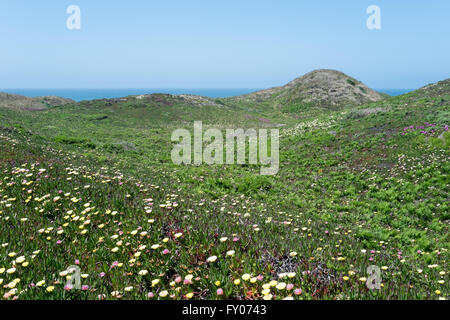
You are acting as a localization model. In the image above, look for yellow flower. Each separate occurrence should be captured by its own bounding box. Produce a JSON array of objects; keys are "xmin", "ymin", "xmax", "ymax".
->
[
  {"xmin": 214, "ymin": 281, "xmax": 221, "ymax": 286},
  {"xmin": 242, "ymin": 274, "xmax": 251, "ymax": 281},
  {"xmin": 159, "ymin": 290, "xmax": 168, "ymax": 297},
  {"xmin": 269, "ymin": 280, "xmax": 278, "ymax": 287},
  {"xmin": 186, "ymin": 292, "xmax": 194, "ymax": 299},
  {"xmin": 289, "ymin": 251, "xmax": 297, "ymax": 257},
  {"xmin": 359, "ymin": 277, "xmax": 367, "ymax": 282},
  {"xmin": 435, "ymin": 290, "xmax": 441, "ymax": 295},
  {"xmin": 207, "ymin": 256, "xmax": 218, "ymax": 263},
  {"xmin": 151, "ymin": 279, "xmax": 160, "ymax": 286},
  {"xmin": 261, "ymin": 288, "xmax": 271, "ymax": 295},
  {"xmin": 6, "ymin": 268, "xmax": 16, "ymax": 274},
  {"xmin": 343, "ymin": 276, "xmax": 349, "ymax": 281},
  {"xmin": 36, "ymin": 280, "xmax": 45, "ymax": 287},
  {"xmin": 138, "ymin": 270, "xmax": 148, "ymax": 276},
  {"xmin": 263, "ymin": 294, "xmax": 273, "ymax": 300},
  {"xmin": 226, "ymin": 250, "xmax": 235, "ymax": 256},
  {"xmin": 233, "ymin": 279, "xmax": 241, "ymax": 285},
  {"xmin": 276, "ymin": 282, "xmax": 287, "ymax": 290},
  {"xmin": 124, "ymin": 286, "xmax": 133, "ymax": 292},
  {"xmin": 46, "ymin": 286, "xmax": 55, "ymax": 292}
]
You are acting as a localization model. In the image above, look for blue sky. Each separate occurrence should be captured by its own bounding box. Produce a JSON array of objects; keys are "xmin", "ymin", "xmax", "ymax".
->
[{"xmin": 0, "ymin": 0, "xmax": 449, "ymax": 89}]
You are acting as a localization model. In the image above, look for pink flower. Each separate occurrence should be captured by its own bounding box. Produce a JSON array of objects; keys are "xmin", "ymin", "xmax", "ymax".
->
[
  {"xmin": 64, "ymin": 285, "xmax": 72, "ymax": 291},
  {"xmin": 233, "ymin": 237, "xmax": 240, "ymax": 242},
  {"xmin": 111, "ymin": 261, "xmax": 119, "ymax": 268},
  {"xmin": 99, "ymin": 272, "xmax": 105, "ymax": 277},
  {"xmin": 184, "ymin": 279, "xmax": 192, "ymax": 285},
  {"xmin": 257, "ymin": 275, "xmax": 264, "ymax": 281},
  {"xmin": 75, "ymin": 259, "xmax": 80, "ymax": 265},
  {"xmin": 162, "ymin": 249, "xmax": 170, "ymax": 255},
  {"xmin": 147, "ymin": 292, "xmax": 154, "ymax": 298},
  {"xmin": 81, "ymin": 285, "xmax": 89, "ymax": 291},
  {"xmin": 294, "ymin": 288, "xmax": 302, "ymax": 295},
  {"xmin": 286, "ymin": 284, "xmax": 294, "ymax": 290},
  {"xmin": 175, "ymin": 276, "xmax": 182, "ymax": 283},
  {"xmin": 217, "ymin": 288, "xmax": 224, "ymax": 295}
]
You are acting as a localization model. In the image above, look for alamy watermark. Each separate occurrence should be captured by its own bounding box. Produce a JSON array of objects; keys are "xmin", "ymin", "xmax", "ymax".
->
[
  {"xmin": 66, "ymin": 5, "xmax": 81, "ymax": 30},
  {"xmin": 64, "ymin": 265, "xmax": 81, "ymax": 290},
  {"xmin": 366, "ymin": 265, "xmax": 382, "ymax": 290},
  {"xmin": 366, "ymin": 5, "xmax": 381, "ymax": 30},
  {"xmin": 171, "ymin": 121, "xmax": 279, "ymax": 175}
]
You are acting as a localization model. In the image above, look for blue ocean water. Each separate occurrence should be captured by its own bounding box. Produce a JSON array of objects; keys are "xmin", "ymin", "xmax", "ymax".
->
[
  {"xmin": 376, "ymin": 89, "xmax": 413, "ymax": 96},
  {"xmin": 0, "ymin": 88, "xmax": 260, "ymax": 102},
  {"xmin": 0, "ymin": 88, "xmax": 413, "ymax": 102}
]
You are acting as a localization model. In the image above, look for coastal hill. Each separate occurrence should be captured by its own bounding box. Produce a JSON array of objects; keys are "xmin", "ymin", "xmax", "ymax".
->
[
  {"xmin": 233, "ymin": 69, "xmax": 385, "ymax": 108},
  {"xmin": 0, "ymin": 91, "xmax": 74, "ymax": 110}
]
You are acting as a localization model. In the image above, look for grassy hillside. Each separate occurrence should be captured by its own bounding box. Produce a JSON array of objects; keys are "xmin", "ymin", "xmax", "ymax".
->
[{"xmin": 0, "ymin": 77, "xmax": 448, "ymax": 300}]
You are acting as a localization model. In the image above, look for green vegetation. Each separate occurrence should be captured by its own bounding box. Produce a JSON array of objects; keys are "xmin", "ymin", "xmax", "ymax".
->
[{"xmin": 0, "ymin": 77, "xmax": 448, "ymax": 300}]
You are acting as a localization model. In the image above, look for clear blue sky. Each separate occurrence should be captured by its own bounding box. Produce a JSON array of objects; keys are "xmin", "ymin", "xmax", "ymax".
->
[{"xmin": 0, "ymin": 0, "xmax": 449, "ymax": 89}]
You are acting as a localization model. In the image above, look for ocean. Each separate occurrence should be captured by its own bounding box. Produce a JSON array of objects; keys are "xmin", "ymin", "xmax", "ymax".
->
[{"xmin": 0, "ymin": 88, "xmax": 413, "ymax": 102}]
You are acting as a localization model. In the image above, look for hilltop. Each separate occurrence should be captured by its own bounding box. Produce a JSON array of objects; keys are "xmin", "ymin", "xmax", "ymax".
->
[
  {"xmin": 234, "ymin": 69, "xmax": 384, "ymax": 109},
  {"xmin": 0, "ymin": 91, "xmax": 74, "ymax": 110}
]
